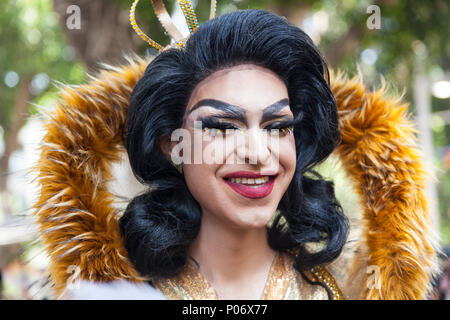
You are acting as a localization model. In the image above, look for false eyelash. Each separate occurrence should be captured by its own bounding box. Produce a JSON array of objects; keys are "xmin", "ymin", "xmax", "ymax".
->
[
  {"xmin": 263, "ymin": 116, "xmax": 302, "ymax": 134},
  {"xmin": 200, "ymin": 117, "xmax": 240, "ymax": 131},
  {"xmin": 201, "ymin": 118, "xmax": 240, "ymax": 133},
  {"xmin": 199, "ymin": 115, "xmax": 303, "ymax": 135}
]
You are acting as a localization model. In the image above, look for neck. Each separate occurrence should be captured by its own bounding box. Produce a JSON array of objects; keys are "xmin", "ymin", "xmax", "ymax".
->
[{"xmin": 187, "ymin": 210, "xmax": 277, "ymax": 294}]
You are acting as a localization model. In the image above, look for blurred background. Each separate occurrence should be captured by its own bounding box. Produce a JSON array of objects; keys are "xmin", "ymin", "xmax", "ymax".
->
[{"xmin": 0, "ymin": 0, "xmax": 449, "ymax": 299}]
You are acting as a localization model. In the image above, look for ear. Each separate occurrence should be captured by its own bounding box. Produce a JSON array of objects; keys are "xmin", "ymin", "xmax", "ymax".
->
[{"xmin": 157, "ymin": 134, "xmax": 177, "ymax": 159}]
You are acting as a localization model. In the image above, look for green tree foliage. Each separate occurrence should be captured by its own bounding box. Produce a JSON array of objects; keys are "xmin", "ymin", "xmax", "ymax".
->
[{"xmin": 0, "ymin": 0, "xmax": 85, "ymax": 135}]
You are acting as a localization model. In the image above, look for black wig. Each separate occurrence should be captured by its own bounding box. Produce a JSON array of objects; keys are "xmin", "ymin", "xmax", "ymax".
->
[{"xmin": 120, "ymin": 9, "xmax": 349, "ymax": 278}]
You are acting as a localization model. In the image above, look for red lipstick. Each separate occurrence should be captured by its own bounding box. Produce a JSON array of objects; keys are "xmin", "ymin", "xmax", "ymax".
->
[{"xmin": 223, "ymin": 171, "xmax": 277, "ymax": 199}]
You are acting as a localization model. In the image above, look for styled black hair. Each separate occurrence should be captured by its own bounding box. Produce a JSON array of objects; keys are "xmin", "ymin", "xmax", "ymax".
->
[{"xmin": 120, "ymin": 9, "xmax": 348, "ymax": 278}]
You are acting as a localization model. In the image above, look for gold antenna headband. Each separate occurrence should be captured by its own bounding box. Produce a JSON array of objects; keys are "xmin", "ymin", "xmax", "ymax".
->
[{"xmin": 130, "ymin": 0, "xmax": 217, "ymax": 53}]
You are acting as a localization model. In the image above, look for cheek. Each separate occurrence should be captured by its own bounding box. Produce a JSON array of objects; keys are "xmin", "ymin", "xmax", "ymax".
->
[
  {"xmin": 182, "ymin": 135, "xmax": 227, "ymax": 206},
  {"xmin": 183, "ymin": 163, "xmax": 215, "ymax": 188},
  {"xmin": 179, "ymin": 128, "xmax": 226, "ymax": 205},
  {"xmin": 181, "ymin": 127, "xmax": 228, "ymax": 165},
  {"xmin": 278, "ymin": 135, "xmax": 297, "ymax": 176},
  {"xmin": 182, "ymin": 162, "xmax": 222, "ymax": 208}
]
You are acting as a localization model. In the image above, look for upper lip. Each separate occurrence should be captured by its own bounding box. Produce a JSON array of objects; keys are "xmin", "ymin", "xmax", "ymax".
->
[{"xmin": 223, "ymin": 171, "xmax": 278, "ymax": 179}]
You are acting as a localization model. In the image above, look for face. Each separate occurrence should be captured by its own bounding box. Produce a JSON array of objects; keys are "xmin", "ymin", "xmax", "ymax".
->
[{"xmin": 164, "ymin": 64, "xmax": 297, "ymax": 229}]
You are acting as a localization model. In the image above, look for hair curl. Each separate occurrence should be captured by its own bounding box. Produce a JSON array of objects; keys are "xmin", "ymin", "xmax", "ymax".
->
[{"xmin": 120, "ymin": 9, "xmax": 348, "ymax": 279}]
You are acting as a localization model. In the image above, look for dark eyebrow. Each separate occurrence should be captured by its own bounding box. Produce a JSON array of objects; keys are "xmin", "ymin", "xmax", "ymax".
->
[
  {"xmin": 261, "ymin": 98, "xmax": 291, "ymax": 123},
  {"xmin": 187, "ymin": 98, "xmax": 290, "ymax": 125},
  {"xmin": 188, "ymin": 99, "xmax": 248, "ymax": 125}
]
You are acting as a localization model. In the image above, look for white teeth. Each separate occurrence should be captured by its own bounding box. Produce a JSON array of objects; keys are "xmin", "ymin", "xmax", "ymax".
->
[{"xmin": 228, "ymin": 176, "xmax": 270, "ymax": 185}]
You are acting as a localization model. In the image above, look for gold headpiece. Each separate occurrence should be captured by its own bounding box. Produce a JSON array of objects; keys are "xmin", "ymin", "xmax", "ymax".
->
[{"xmin": 130, "ymin": 0, "xmax": 217, "ymax": 53}]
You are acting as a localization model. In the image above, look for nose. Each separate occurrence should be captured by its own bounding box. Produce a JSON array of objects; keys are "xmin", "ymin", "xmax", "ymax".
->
[{"xmin": 236, "ymin": 128, "xmax": 272, "ymax": 166}]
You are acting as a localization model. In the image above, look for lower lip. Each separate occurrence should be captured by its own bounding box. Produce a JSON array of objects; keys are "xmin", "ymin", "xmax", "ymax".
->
[{"xmin": 223, "ymin": 177, "xmax": 276, "ymax": 199}]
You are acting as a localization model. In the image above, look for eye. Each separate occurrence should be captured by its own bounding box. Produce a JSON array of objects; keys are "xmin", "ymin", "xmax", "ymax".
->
[
  {"xmin": 264, "ymin": 121, "xmax": 295, "ymax": 136},
  {"xmin": 279, "ymin": 126, "xmax": 294, "ymax": 135},
  {"xmin": 201, "ymin": 118, "xmax": 243, "ymax": 136}
]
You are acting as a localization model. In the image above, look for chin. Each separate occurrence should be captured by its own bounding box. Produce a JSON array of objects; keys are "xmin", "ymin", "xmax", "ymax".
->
[{"xmin": 226, "ymin": 208, "xmax": 276, "ymax": 229}]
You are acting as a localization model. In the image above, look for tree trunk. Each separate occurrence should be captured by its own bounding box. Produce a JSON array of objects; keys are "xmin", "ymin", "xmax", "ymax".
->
[
  {"xmin": 52, "ymin": 0, "xmax": 138, "ymax": 70},
  {"xmin": 0, "ymin": 77, "xmax": 32, "ymax": 216},
  {"xmin": 324, "ymin": 23, "xmax": 362, "ymax": 69}
]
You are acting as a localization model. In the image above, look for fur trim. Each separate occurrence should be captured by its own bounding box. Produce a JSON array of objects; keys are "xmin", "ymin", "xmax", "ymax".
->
[
  {"xmin": 32, "ymin": 56, "xmax": 149, "ymax": 297},
  {"xmin": 330, "ymin": 70, "xmax": 440, "ymax": 299},
  {"xmin": 31, "ymin": 57, "xmax": 440, "ymax": 299}
]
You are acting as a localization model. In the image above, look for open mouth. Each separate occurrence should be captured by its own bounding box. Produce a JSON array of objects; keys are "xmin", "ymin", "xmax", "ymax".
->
[
  {"xmin": 224, "ymin": 175, "xmax": 275, "ymax": 187},
  {"xmin": 223, "ymin": 172, "xmax": 278, "ymax": 199}
]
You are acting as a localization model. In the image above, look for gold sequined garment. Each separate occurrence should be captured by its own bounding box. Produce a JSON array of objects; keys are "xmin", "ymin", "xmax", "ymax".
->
[{"xmin": 152, "ymin": 251, "xmax": 344, "ymax": 300}]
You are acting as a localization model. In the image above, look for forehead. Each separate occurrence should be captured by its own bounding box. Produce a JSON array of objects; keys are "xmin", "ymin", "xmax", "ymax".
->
[{"xmin": 186, "ymin": 64, "xmax": 288, "ymax": 112}]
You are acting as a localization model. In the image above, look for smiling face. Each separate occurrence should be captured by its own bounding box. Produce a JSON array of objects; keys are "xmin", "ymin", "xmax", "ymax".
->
[{"xmin": 163, "ymin": 64, "xmax": 297, "ymax": 229}]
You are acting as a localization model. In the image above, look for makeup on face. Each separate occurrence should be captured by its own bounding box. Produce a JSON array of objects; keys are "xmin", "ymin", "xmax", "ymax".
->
[
  {"xmin": 185, "ymin": 97, "xmax": 298, "ymax": 200},
  {"xmin": 189, "ymin": 98, "xmax": 298, "ymax": 136},
  {"xmin": 222, "ymin": 170, "xmax": 278, "ymax": 199}
]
